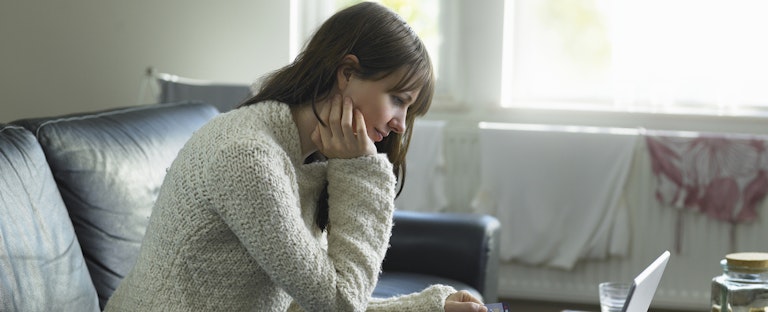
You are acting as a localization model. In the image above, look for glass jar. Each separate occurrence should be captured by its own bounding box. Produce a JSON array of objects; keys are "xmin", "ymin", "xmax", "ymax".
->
[{"xmin": 711, "ymin": 252, "xmax": 768, "ymax": 312}]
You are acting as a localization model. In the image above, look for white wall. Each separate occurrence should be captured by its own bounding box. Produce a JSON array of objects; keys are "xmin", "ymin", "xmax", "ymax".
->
[{"xmin": 0, "ymin": 0, "xmax": 291, "ymax": 122}]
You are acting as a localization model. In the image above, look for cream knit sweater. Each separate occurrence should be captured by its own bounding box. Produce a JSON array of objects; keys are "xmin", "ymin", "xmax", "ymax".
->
[{"xmin": 104, "ymin": 102, "xmax": 455, "ymax": 311}]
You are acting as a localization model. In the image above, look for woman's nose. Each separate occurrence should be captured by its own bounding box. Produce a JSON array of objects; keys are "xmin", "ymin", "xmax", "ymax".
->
[{"xmin": 388, "ymin": 110, "xmax": 407, "ymax": 134}]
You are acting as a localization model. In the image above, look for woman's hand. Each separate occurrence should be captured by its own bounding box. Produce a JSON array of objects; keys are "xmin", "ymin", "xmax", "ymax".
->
[
  {"xmin": 311, "ymin": 94, "xmax": 377, "ymax": 159},
  {"xmin": 444, "ymin": 290, "xmax": 487, "ymax": 312}
]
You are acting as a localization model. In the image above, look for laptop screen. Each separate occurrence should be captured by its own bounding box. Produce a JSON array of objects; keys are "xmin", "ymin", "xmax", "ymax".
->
[{"xmin": 622, "ymin": 250, "xmax": 671, "ymax": 312}]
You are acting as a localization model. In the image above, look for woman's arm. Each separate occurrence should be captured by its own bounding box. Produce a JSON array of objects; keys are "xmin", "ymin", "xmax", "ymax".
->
[
  {"xmin": 322, "ymin": 155, "xmax": 397, "ymax": 305},
  {"xmin": 367, "ymin": 286, "xmax": 487, "ymax": 312},
  {"xmin": 207, "ymin": 139, "xmax": 395, "ymax": 312},
  {"xmin": 367, "ymin": 285, "xmax": 456, "ymax": 312}
]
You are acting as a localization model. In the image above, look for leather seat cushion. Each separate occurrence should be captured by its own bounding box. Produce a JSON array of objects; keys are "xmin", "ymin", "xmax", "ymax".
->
[{"xmin": 0, "ymin": 125, "xmax": 99, "ymax": 311}]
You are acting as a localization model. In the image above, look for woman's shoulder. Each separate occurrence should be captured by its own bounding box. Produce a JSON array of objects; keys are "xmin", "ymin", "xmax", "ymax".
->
[
  {"xmin": 209, "ymin": 101, "xmax": 290, "ymax": 128},
  {"xmin": 192, "ymin": 102, "xmax": 299, "ymax": 162}
]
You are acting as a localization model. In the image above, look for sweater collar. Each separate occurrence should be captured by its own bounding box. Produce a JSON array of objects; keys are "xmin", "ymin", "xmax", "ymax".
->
[{"xmin": 249, "ymin": 101, "xmax": 305, "ymax": 167}]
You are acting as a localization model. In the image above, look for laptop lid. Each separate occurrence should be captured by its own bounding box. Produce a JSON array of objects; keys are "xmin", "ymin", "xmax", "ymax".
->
[{"xmin": 622, "ymin": 250, "xmax": 671, "ymax": 312}]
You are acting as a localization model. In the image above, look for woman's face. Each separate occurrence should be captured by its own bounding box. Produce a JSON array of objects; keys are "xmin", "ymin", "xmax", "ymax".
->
[{"xmin": 340, "ymin": 68, "xmax": 421, "ymax": 143}]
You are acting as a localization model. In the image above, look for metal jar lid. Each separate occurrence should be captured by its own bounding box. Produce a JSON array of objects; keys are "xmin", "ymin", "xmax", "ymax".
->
[{"xmin": 726, "ymin": 252, "xmax": 768, "ymax": 269}]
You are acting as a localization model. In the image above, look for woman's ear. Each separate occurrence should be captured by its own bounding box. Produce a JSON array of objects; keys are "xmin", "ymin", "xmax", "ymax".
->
[{"xmin": 337, "ymin": 54, "xmax": 360, "ymax": 91}]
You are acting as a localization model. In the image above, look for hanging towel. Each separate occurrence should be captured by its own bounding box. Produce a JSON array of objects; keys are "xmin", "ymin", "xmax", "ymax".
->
[
  {"xmin": 395, "ymin": 120, "xmax": 448, "ymax": 212},
  {"xmin": 644, "ymin": 129, "xmax": 768, "ymax": 253},
  {"xmin": 473, "ymin": 123, "xmax": 638, "ymax": 270}
]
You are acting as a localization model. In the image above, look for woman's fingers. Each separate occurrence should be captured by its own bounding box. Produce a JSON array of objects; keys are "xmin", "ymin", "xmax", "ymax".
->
[
  {"xmin": 328, "ymin": 94, "xmax": 344, "ymax": 137},
  {"xmin": 353, "ymin": 108, "xmax": 368, "ymax": 143},
  {"xmin": 317, "ymin": 95, "xmax": 334, "ymax": 139},
  {"xmin": 447, "ymin": 291, "xmax": 484, "ymax": 304},
  {"xmin": 354, "ymin": 107, "xmax": 377, "ymax": 155},
  {"xmin": 323, "ymin": 94, "xmax": 354, "ymax": 139},
  {"xmin": 313, "ymin": 95, "xmax": 375, "ymax": 158},
  {"xmin": 444, "ymin": 291, "xmax": 487, "ymax": 312},
  {"xmin": 340, "ymin": 97, "xmax": 355, "ymax": 138},
  {"xmin": 444, "ymin": 301, "xmax": 487, "ymax": 312}
]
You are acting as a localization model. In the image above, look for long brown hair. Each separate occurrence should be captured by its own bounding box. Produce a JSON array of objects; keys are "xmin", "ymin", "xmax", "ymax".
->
[{"xmin": 240, "ymin": 2, "xmax": 434, "ymax": 230}]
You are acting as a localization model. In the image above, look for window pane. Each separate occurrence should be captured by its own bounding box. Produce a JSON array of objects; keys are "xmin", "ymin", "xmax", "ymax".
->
[
  {"xmin": 504, "ymin": 0, "xmax": 613, "ymax": 104},
  {"xmin": 612, "ymin": 0, "xmax": 768, "ymax": 112},
  {"xmin": 503, "ymin": 0, "xmax": 768, "ymax": 115}
]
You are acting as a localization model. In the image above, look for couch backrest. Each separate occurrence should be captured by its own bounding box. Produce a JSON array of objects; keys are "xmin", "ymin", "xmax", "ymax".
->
[
  {"xmin": 13, "ymin": 102, "xmax": 219, "ymax": 309},
  {"xmin": 0, "ymin": 125, "xmax": 99, "ymax": 312}
]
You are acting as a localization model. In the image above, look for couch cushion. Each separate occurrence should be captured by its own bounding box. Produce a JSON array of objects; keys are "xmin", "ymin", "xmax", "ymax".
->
[
  {"xmin": 383, "ymin": 210, "xmax": 501, "ymax": 301},
  {"xmin": 13, "ymin": 102, "xmax": 219, "ymax": 308},
  {"xmin": 0, "ymin": 125, "xmax": 99, "ymax": 312}
]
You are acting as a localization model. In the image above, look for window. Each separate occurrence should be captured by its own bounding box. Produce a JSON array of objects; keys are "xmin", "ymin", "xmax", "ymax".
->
[
  {"xmin": 502, "ymin": 0, "xmax": 768, "ymax": 116},
  {"xmin": 502, "ymin": 0, "xmax": 612, "ymax": 107}
]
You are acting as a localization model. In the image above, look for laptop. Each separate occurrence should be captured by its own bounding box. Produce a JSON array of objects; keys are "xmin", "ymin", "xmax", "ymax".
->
[
  {"xmin": 487, "ymin": 250, "xmax": 670, "ymax": 312},
  {"xmin": 621, "ymin": 250, "xmax": 671, "ymax": 312}
]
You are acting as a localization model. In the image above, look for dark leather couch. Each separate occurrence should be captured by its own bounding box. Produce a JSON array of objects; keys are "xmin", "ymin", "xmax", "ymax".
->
[{"xmin": 0, "ymin": 101, "xmax": 500, "ymax": 311}]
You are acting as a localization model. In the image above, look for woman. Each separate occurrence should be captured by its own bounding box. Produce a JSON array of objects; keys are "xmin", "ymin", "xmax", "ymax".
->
[{"xmin": 105, "ymin": 2, "xmax": 486, "ymax": 311}]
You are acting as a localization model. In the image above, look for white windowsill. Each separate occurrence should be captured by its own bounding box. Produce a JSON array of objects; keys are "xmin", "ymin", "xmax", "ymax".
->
[{"xmin": 424, "ymin": 99, "xmax": 768, "ymax": 136}]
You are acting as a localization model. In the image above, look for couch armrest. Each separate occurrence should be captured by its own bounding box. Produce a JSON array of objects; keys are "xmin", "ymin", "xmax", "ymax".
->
[{"xmin": 383, "ymin": 210, "xmax": 501, "ymax": 302}]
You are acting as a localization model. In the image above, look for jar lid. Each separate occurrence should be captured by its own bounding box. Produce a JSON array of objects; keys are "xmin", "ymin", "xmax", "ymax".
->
[{"xmin": 726, "ymin": 252, "xmax": 768, "ymax": 269}]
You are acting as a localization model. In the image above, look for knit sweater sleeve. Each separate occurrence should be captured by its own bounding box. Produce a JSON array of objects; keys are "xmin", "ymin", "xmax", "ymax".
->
[
  {"xmin": 206, "ymin": 138, "xmax": 396, "ymax": 312},
  {"xmin": 366, "ymin": 285, "xmax": 457, "ymax": 312}
]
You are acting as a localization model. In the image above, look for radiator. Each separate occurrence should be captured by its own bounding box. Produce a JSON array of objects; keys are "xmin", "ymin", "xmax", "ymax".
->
[
  {"xmin": 436, "ymin": 122, "xmax": 768, "ymax": 311},
  {"xmin": 441, "ymin": 122, "xmax": 482, "ymax": 213}
]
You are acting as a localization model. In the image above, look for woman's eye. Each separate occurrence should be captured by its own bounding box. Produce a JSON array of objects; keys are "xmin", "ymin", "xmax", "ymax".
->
[{"xmin": 391, "ymin": 95, "xmax": 405, "ymax": 106}]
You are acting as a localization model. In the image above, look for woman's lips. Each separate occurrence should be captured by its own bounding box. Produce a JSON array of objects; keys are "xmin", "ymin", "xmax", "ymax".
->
[{"xmin": 374, "ymin": 129, "xmax": 385, "ymax": 142}]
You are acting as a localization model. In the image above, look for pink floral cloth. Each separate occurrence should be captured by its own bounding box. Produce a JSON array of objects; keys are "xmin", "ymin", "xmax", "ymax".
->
[{"xmin": 645, "ymin": 131, "xmax": 768, "ymax": 252}]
